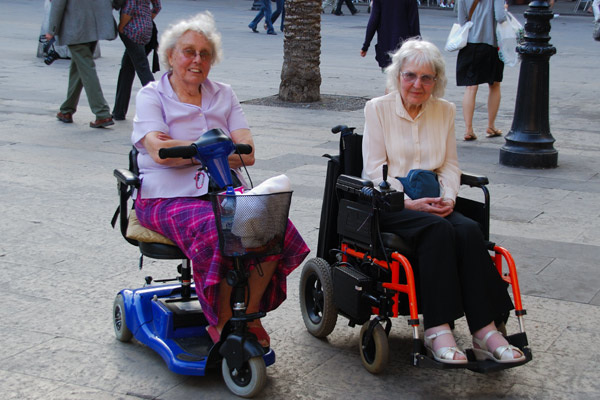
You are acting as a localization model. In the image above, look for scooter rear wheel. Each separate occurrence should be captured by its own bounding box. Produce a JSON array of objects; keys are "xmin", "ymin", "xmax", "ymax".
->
[
  {"xmin": 299, "ymin": 257, "xmax": 337, "ymax": 338},
  {"xmin": 113, "ymin": 294, "xmax": 133, "ymax": 342},
  {"xmin": 222, "ymin": 356, "xmax": 266, "ymax": 398}
]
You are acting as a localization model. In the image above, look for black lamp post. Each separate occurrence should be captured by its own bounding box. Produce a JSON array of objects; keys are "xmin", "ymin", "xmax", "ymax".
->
[{"xmin": 499, "ymin": 1, "xmax": 558, "ymax": 168}]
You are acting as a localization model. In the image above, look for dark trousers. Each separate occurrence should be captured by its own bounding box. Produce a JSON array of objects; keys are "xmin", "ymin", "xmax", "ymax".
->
[
  {"xmin": 62, "ymin": 42, "xmax": 111, "ymax": 119},
  {"xmin": 113, "ymin": 33, "xmax": 155, "ymax": 119},
  {"xmin": 379, "ymin": 209, "xmax": 513, "ymax": 333},
  {"xmin": 336, "ymin": 0, "xmax": 358, "ymax": 14}
]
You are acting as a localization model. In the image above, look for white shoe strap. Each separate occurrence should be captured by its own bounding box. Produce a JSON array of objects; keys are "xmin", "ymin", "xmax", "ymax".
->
[
  {"xmin": 473, "ymin": 329, "xmax": 502, "ymax": 348},
  {"xmin": 426, "ymin": 329, "xmax": 453, "ymax": 340}
]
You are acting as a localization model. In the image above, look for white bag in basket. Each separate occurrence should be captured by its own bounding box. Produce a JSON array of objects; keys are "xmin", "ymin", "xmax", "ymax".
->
[
  {"xmin": 231, "ymin": 174, "xmax": 291, "ymax": 248},
  {"xmin": 496, "ymin": 16, "xmax": 519, "ymax": 67},
  {"xmin": 444, "ymin": 21, "xmax": 472, "ymax": 52}
]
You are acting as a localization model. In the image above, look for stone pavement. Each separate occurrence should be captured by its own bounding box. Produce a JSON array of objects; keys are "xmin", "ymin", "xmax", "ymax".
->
[{"xmin": 1, "ymin": 0, "xmax": 599, "ymax": 399}]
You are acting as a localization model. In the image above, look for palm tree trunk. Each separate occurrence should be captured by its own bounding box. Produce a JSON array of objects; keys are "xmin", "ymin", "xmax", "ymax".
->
[{"xmin": 279, "ymin": 0, "xmax": 321, "ymax": 102}]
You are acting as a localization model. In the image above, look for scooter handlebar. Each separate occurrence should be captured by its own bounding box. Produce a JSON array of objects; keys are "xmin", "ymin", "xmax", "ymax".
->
[
  {"xmin": 158, "ymin": 145, "xmax": 197, "ymax": 159},
  {"xmin": 234, "ymin": 143, "xmax": 252, "ymax": 155},
  {"xmin": 158, "ymin": 143, "xmax": 252, "ymax": 159}
]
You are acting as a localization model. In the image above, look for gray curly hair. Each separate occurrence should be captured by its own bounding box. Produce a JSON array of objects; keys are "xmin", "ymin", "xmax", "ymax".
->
[
  {"xmin": 384, "ymin": 38, "xmax": 447, "ymax": 98},
  {"xmin": 158, "ymin": 11, "xmax": 223, "ymax": 71}
]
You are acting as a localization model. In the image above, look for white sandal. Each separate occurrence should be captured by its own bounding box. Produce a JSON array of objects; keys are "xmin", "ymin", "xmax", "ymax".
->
[
  {"xmin": 424, "ymin": 329, "xmax": 468, "ymax": 365},
  {"xmin": 473, "ymin": 330, "xmax": 526, "ymax": 364}
]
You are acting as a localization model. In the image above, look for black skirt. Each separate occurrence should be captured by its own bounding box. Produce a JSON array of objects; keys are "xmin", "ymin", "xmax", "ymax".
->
[{"xmin": 456, "ymin": 42, "xmax": 504, "ymax": 86}]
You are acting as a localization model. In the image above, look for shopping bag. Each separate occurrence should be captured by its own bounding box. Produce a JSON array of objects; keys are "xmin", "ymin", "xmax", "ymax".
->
[
  {"xmin": 496, "ymin": 19, "xmax": 519, "ymax": 67},
  {"xmin": 506, "ymin": 11, "xmax": 525, "ymax": 45},
  {"xmin": 594, "ymin": 21, "xmax": 600, "ymax": 41},
  {"xmin": 444, "ymin": 21, "xmax": 473, "ymax": 52}
]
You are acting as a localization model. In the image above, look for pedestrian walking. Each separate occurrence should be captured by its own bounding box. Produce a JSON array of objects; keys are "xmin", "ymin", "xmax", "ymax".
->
[
  {"xmin": 456, "ymin": 0, "xmax": 506, "ymax": 141},
  {"xmin": 334, "ymin": 0, "xmax": 359, "ymax": 16},
  {"xmin": 46, "ymin": 0, "xmax": 117, "ymax": 128},
  {"xmin": 264, "ymin": 0, "xmax": 285, "ymax": 33},
  {"xmin": 360, "ymin": 0, "xmax": 420, "ymax": 71},
  {"xmin": 249, "ymin": 0, "xmax": 277, "ymax": 35},
  {"xmin": 112, "ymin": 0, "xmax": 162, "ymax": 121}
]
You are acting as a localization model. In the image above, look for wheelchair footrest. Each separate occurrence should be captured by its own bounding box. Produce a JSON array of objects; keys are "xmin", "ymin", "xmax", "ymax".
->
[{"xmin": 412, "ymin": 332, "xmax": 532, "ymax": 373}]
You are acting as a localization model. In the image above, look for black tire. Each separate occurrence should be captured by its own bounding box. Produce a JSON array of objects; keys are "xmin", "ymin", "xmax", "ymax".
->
[
  {"xmin": 113, "ymin": 294, "xmax": 133, "ymax": 342},
  {"xmin": 359, "ymin": 322, "xmax": 389, "ymax": 374},
  {"xmin": 222, "ymin": 356, "xmax": 266, "ymax": 398},
  {"xmin": 299, "ymin": 258, "xmax": 337, "ymax": 337}
]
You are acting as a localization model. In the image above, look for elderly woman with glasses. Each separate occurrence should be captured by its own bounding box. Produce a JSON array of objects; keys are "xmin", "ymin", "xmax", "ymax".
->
[
  {"xmin": 131, "ymin": 12, "xmax": 309, "ymax": 347},
  {"xmin": 361, "ymin": 38, "xmax": 525, "ymax": 365}
]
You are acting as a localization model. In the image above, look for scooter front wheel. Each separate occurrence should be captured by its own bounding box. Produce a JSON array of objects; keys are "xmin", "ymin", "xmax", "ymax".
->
[{"xmin": 222, "ymin": 356, "xmax": 266, "ymax": 398}]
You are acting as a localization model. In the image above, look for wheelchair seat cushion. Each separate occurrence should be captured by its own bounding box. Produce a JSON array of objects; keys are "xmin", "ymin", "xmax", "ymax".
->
[{"xmin": 126, "ymin": 209, "xmax": 176, "ymax": 246}]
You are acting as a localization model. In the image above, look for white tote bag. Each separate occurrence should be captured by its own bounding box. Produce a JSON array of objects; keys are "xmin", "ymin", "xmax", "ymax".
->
[{"xmin": 444, "ymin": 21, "xmax": 473, "ymax": 52}]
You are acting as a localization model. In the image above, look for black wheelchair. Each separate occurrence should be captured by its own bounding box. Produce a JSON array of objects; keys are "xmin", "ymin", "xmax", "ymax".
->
[{"xmin": 299, "ymin": 125, "xmax": 532, "ymax": 374}]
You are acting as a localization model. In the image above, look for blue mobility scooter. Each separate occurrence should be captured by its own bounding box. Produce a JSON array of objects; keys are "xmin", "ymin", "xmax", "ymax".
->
[
  {"xmin": 299, "ymin": 125, "xmax": 532, "ymax": 374},
  {"xmin": 111, "ymin": 129, "xmax": 291, "ymax": 397}
]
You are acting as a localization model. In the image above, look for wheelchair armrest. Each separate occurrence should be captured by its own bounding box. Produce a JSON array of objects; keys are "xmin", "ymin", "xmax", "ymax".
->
[
  {"xmin": 460, "ymin": 172, "xmax": 489, "ymax": 188},
  {"xmin": 336, "ymin": 174, "xmax": 373, "ymax": 195},
  {"xmin": 114, "ymin": 168, "xmax": 140, "ymax": 188}
]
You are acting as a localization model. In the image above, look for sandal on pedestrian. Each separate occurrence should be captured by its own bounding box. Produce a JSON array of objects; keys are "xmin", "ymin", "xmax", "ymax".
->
[
  {"xmin": 464, "ymin": 132, "xmax": 477, "ymax": 141},
  {"xmin": 473, "ymin": 330, "xmax": 526, "ymax": 364},
  {"xmin": 486, "ymin": 127, "xmax": 503, "ymax": 138},
  {"xmin": 424, "ymin": 329, "xmax": 468, "ymax": 365}
]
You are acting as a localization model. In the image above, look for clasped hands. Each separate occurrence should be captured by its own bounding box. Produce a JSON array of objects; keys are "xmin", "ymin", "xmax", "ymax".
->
[{"xmin": 405, "ymin": 197, "xmax": 455, "ymax": 218}]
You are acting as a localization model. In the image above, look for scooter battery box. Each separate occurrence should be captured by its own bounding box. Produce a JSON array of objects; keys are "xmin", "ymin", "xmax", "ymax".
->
[{"xmin": 333, "ymin": 265, "xmax": 373, "ymax": 325}]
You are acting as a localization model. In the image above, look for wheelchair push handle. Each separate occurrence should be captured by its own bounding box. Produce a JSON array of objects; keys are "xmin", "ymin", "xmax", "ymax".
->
[
  {"xmin": 158, "ymin": 143, "xmax": 253, "ymax": 160},
  {"xmin": 331, "ymin": 125, "xmax": 356, "ymax": 137}
]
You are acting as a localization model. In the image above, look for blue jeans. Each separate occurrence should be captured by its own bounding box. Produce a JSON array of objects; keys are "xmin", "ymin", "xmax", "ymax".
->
[
  {"xmin": 271, "ymin": 0, "xmax": 285, "ymax": 31},
  {"xmin": 249, "ymin": 0, "xmax": 274, "ymax": 33}
]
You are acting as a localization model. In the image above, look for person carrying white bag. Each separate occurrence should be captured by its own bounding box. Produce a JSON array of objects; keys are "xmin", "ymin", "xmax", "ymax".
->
[{"xmin": 455, "ymin": 0, "xmax": 507, "ymax": 142}]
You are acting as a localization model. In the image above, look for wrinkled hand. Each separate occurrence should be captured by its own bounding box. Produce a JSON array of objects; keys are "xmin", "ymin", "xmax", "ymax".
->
[{"xmin": 405, "ymin": 197, "xmax": 455, "ymax": 218}]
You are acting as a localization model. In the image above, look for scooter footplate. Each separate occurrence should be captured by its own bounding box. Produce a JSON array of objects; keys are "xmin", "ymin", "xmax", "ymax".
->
[{"xmin": 174, "ymin": 336, "xmax": 213, "ymax": 361}]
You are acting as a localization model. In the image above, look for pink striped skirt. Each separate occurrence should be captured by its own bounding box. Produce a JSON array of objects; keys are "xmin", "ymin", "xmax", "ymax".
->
[{"xmin": 135, "ymin": 196, "xmax": 310, "ymax": 326}]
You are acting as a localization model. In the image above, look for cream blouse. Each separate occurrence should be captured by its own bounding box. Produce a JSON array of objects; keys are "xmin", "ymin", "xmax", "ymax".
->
[{"xmin": 361, "ymin": 91, "xmax": 461, "ymax": 201}]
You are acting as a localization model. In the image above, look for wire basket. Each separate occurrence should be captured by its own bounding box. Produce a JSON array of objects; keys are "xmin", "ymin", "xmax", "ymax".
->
[{"xmin": 211, "ymin": 191, "xmax": 292, "ymax": 258}]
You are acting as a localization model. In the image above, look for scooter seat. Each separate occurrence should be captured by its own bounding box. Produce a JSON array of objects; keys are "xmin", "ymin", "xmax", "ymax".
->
[{"xmin": 139, "ymin": 241, "xmax": 186, "ymax": 260}]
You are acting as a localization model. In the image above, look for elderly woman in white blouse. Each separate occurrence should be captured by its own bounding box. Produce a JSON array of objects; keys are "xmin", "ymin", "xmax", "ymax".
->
[{"xmin": 362, "ymin": 38, "xmax": 525, "ymax": 365}]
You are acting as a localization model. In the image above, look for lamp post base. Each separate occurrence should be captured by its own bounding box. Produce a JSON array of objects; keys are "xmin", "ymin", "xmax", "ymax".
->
[{"xmin": 499, "ymin": 146, "xmax": 558, "ymax": 169}]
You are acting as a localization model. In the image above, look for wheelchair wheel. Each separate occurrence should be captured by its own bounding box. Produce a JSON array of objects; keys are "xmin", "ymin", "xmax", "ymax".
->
[
  {"xmin": 113, "ymin": 294, "xmax": 133, "ymax": 342},
  {"xmin": 299, "ymin": 257, "xmax": 337, "ymax": 338},
  {"xmin": 359, "ymin": 322, "xmax": 389, "ymax": 374},
  {"xmin": 222, "ymin": 356, "xmax": 266, "ymax": 398}
]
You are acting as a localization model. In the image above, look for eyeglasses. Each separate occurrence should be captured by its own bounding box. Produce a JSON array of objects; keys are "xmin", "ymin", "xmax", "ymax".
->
[
  {"xmin": 400, "ymin": 71, "xmax": 437, "ymax": 86},
  {"xmin": 179, "ymin": 48, "xmax": 212, "ymax": 62}
]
